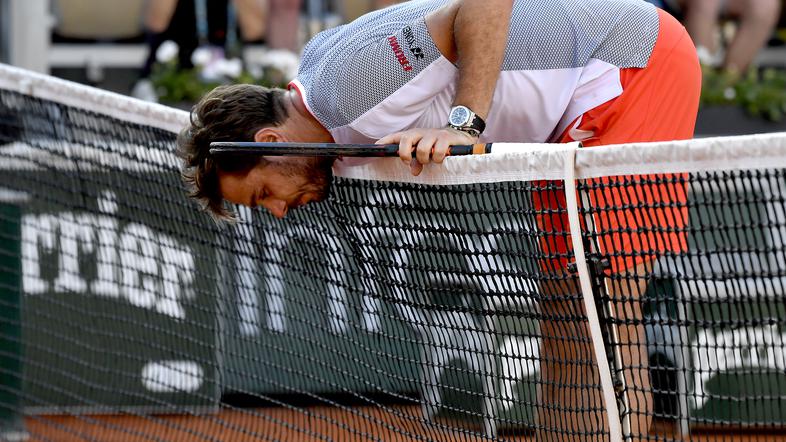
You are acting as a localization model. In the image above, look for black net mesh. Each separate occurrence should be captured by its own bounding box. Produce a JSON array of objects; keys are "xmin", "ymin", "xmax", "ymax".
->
[{"xmin": 1, "ymin": 82, "xmax": 785, "ymax": 442}]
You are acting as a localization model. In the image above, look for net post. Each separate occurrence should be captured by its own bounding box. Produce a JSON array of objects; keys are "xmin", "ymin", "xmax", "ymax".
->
[{"xmin": 562, "ymin": 144, "xmax": 624, "ymax": 442}]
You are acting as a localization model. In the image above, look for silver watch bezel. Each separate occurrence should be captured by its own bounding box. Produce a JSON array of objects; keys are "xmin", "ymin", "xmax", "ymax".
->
[{"xmin": 448, "ymin": 105, "xmax": 473, "ymax": 127}]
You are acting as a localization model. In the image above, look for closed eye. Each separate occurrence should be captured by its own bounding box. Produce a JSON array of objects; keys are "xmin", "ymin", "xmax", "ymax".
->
[
  {"xmin": 250, "ymin": 188, "xmax": 271, "ymax": 208},
  {"xmin": 248, "ymin": 189, "xmax": 257, "ymax": 208}
]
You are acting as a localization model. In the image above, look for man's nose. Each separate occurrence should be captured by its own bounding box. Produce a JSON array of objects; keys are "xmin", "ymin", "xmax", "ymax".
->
[{"xmin": 261, "ymin": 199, "xmax": 289, "ymax": 219}]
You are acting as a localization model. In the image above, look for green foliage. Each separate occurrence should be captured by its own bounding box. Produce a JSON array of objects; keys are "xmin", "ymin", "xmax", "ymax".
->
[
  {"xmin": 701, "ymin": 67, "xmax": 786, "ymax": 122},
  {"xmin": 149, "ymin": 60, "xmax": 289, "ymax": 106}
]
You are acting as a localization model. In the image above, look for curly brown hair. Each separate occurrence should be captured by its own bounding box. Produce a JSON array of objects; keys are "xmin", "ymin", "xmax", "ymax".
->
[{"xmin": 177, "ymin": 84, "xmax": 289, "ymax": 221}]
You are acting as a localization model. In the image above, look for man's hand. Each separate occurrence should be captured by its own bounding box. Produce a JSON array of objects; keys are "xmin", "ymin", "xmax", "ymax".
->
[{"xmin": 377, "ymin": 128, "xmax": 478, "ymax": 176}]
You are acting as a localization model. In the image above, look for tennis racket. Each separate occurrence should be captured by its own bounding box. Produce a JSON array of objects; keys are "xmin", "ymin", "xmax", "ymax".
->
[{"xmin": 209, "ymin": 142, "xmax": 493, "ymax": 157}]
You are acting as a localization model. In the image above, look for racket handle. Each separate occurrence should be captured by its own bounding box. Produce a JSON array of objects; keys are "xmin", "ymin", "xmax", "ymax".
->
[
  {"xmin": 379, "ymin": 144, "xmax": 492, "ymax": 156},
  {"xmin": 208, "ymin": 142, "xmax": 493, "ymax": 157},
  {"xmin": 447, "ymin": 144, "xmax": 492, "ymax": 156}
]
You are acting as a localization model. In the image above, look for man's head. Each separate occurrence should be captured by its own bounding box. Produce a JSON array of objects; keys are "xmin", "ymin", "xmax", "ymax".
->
[{"xmin": 177, "ymin": 84, "xmax": 334, "ymax": 221}]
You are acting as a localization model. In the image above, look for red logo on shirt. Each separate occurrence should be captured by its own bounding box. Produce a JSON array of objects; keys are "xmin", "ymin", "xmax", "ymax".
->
[{"xmin": 388, "ymin": 36, "xmax": 413, "ymax": 72}]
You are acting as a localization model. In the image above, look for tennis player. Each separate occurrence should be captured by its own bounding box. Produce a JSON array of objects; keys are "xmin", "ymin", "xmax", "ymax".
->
[{"xmin": 178, "ymin": 0, "xmax": 701, "ymax": 439}]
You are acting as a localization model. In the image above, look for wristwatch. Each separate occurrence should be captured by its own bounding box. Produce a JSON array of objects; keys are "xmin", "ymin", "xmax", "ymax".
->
[{"xmin": 447, "ymin": 105, "xmax": 486, "ymax": 137}]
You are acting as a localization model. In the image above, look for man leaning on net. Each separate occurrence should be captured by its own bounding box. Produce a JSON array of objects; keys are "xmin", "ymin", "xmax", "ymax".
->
[{"xmin": 177, "ymin": 0, "xmax": 701, "ymax": 439}]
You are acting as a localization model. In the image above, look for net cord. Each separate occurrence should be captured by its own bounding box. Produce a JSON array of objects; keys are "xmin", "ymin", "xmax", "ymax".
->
[
  {"xmin": 336, "ymin": 134, "xmax": 786, "ymax": 185},
  {"xmin": 563, "ymin": 144, "xmax": 624, "ymax": 442},
  {"xmin": 0, "ymin": 63, "xmax": 189, "ymax": 133}
]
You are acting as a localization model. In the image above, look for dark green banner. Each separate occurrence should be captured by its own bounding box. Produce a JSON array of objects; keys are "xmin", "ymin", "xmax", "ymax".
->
[{"xmin": 5, "ymin": 171, "xmax": 220, "ymax": 412}]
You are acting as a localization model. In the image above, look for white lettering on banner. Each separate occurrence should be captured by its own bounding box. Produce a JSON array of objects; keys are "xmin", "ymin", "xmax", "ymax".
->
[
  {"xmin": 92, "ymin": 193, "xmax": 120, "ymax": 297},
  {"xmin": 262, "ymin": 230, "xmax": 288, "ymax": 334},
  {"xmin": 354, "ymin": 188, "xmax": 421, "ymax": 333},
  {"xmin": 691, "ymin": 325, "xmax": 786, "ymax": 409},
  {"xmin": 92, "ymin": 214, "xmax": 121, "ymax": 297},
  {"xmin": 22, "ymin": 214, "xmax": 56, "ymax": 294},
  {"xmin": 54, "ymin": 212, "xmax": 95, "ymax": 293},
  {"xmin": 120, "ymin": 223, "xmax": 161, "ymax": 309},
  {"xmin": 237, "ymin": 252, "xmax": 262, "ymax": 335},
  {"xmin": 233, "ymin": 207, "xmax": 263, "ymax": 335},
  {"xmin": 158, "ymin": 235, "xmax": 194, "ymax": 319},
  {"xmin": 141, "ymin": 360, "xmax": 204, "ymax": 393},
  {"xmin": 235, "ymin": 218, "xmax": 351, "ymax": 336},
  {"xmin": 21, "ymin": 191, "xmax": 196, "ymax": 319}
]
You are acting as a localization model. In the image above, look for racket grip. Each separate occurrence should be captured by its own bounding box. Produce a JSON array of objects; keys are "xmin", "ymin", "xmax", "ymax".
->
[
  {"xmin": 447, "ymin": 143, "xmax": 492, "ymax": 156},
  {"xmin": 374, "ymin": 144, "xmax": 492, "ymax": 157}
]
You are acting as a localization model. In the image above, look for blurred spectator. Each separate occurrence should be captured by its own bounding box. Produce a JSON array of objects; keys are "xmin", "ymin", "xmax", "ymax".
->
[
  {"xmin": 676, "ymin": 0, "xmax": 781, "ymax": 75},
  {"xmin": 373, "ymin": 0, "xmax": 403, "ymax": 7},
  {"xmin": 53, "ymin": 0, "xmax": 147, "ymax": 41},
  {"xmin": 267, "ymin": 0, "xmax": 303, "ymax": 52},
  {"xmin": 643, "ymin": 0, "xmax": 683, "ymax": 13},
  {"xmin": 340, "ymin": 0, "xmax": 405, "ymax": 22},
  {"xmin": 134, "ymin": 0, "xmax": 300, "ymax": 102}
]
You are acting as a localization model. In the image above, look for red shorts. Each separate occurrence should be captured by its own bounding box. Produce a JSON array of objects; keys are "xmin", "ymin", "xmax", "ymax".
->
[{"xmin": 536, "ymin": 8, "xmax": 701, "ymax": 273}]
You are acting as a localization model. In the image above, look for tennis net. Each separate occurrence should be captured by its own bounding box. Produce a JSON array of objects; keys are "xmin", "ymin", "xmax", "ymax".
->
[{"xmin": 1, "ymin": 63, "xmax": 785, "ymax": 442}]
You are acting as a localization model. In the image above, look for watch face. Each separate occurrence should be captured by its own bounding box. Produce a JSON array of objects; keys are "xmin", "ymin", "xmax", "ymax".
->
[{"xmin": 449, "ymin": 106, "xmax": 471, "ymax": 126}]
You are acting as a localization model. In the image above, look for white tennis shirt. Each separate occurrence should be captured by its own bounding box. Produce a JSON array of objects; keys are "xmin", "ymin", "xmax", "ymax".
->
[{"xmin": 291, "ymin": 0, "xmax": 660, "ymax": 144}]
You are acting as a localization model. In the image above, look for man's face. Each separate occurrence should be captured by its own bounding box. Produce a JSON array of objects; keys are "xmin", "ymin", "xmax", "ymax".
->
[{"xmin": 218, "ymin": 156, "xmax": 334, "ymax": 219}]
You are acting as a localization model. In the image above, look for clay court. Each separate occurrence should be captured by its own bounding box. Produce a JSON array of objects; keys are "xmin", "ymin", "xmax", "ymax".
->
[{"xmin": 23, "ymin": 409, "xmax": 786, "ymax": 441}]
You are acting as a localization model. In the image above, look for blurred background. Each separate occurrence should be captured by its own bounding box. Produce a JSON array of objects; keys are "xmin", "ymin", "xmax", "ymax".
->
[
  {"xmin": 1, "ymin": 0, "xmax": 786, "ymax": 135},
  {"xmin": 0, "ymin": 0, "xmax": 400, "ymax": 103}
]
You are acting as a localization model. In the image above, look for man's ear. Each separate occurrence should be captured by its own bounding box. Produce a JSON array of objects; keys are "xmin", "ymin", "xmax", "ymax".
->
[{"xmin": 254, "ymin": 127, "xmax": 288, "ymax": 143}]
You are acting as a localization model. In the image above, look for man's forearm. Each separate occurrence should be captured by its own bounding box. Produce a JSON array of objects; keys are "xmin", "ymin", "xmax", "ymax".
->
[
  {"xmin": 452, "ymin": 0, "xmax": 513, "ymax": 119},
  {"xmin": 379, "ymin": 0, "xmax": 514, "ymax": 176}
]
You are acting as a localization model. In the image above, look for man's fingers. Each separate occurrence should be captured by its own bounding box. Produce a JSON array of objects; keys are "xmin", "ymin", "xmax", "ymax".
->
[
  {"xmin": 375, "ymin": 133, "xmax": 399, "ymax": 145},
  {"xmin": 432, "ymin": 138, "xmax": 451, "ymax": 164},
  {"xmin": 380, "ymin": 127, "xmax": 475, "ymax": 173},
  {"xmin": 397, "ymin": 133, "xmax": 420, "ymax": 163},
  {"xmin": 376, "ymin": 132, "xmax": 416, "ymax": 163},
  {"xmin": 415, "ymin": 135, "xmax": 437, "ymax": 165},
  {"xmin": 410, "ymin": 158, "xmax": 424, "ymax": 176}
]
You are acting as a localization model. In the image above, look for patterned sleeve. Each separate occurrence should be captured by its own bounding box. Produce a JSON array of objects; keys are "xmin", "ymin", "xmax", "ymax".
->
[{"xmin": 298, "ymin": 13, "xmax": 455, "ymax": 138}]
